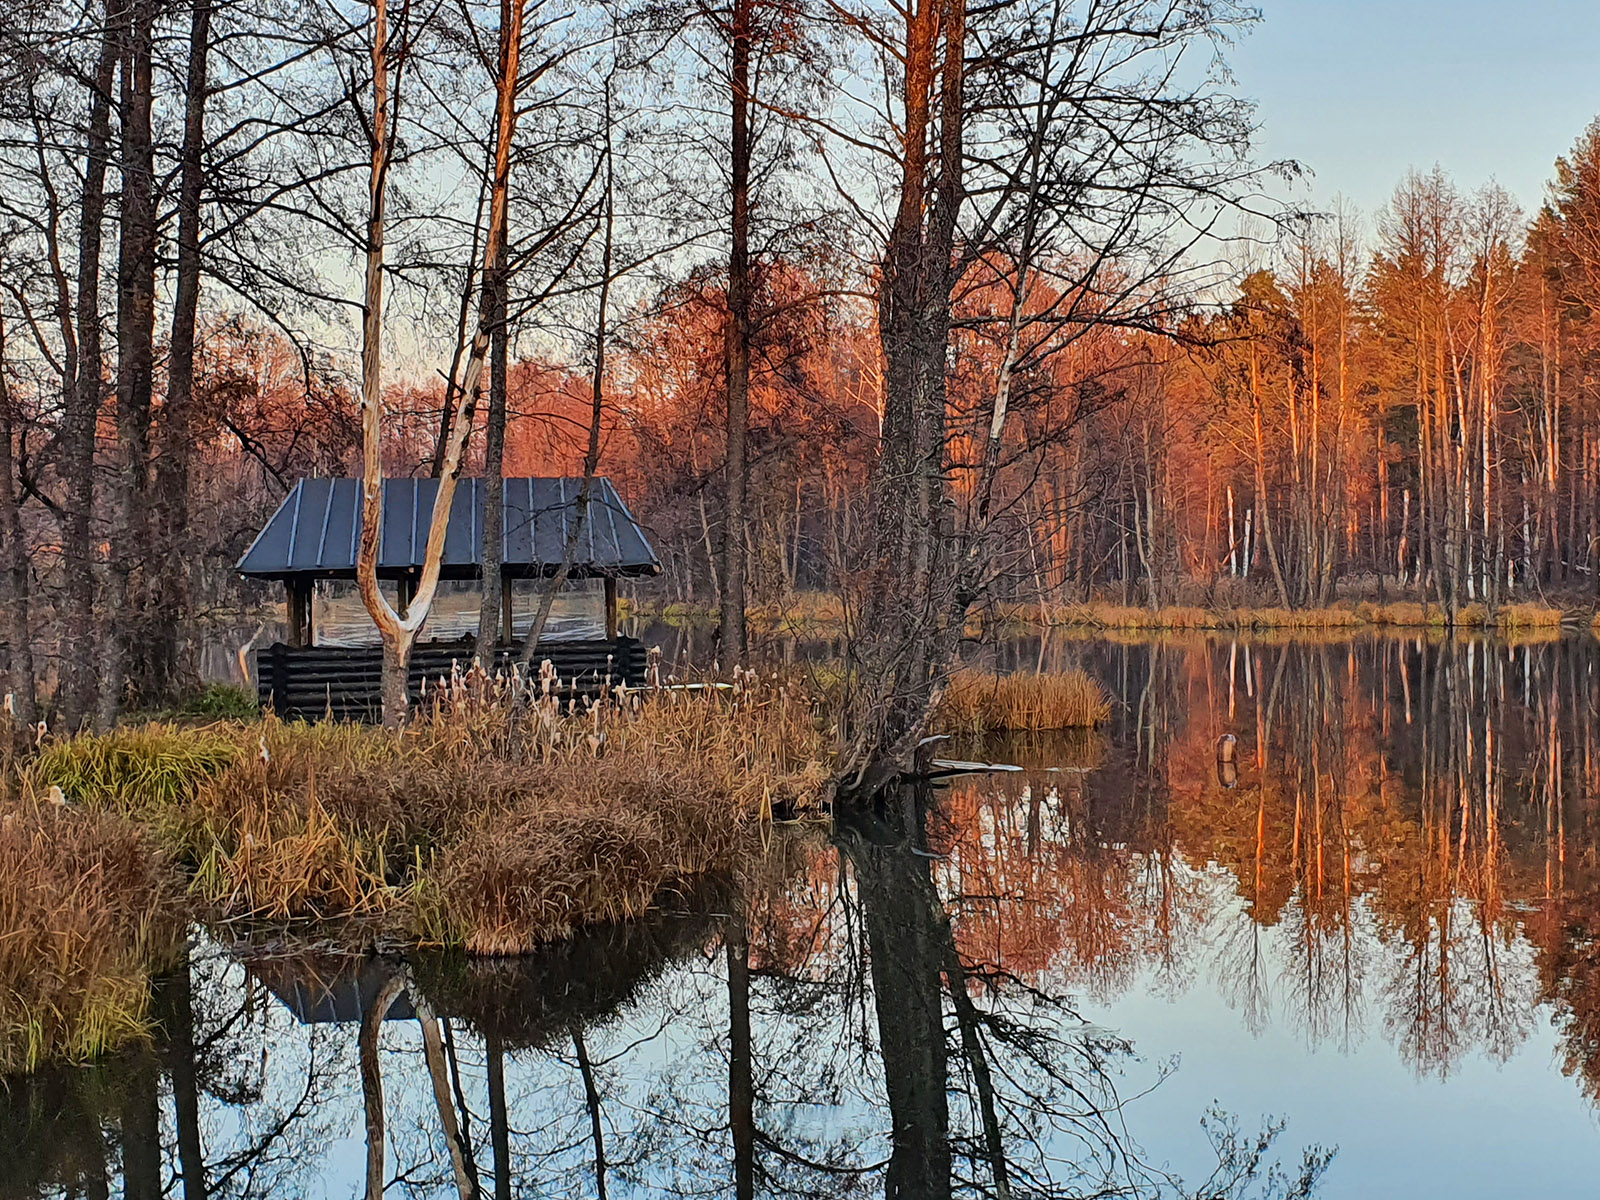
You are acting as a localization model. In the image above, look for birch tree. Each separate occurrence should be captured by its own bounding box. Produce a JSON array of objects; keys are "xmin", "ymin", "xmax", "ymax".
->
[{"xmin": 355, "ymin": 0, "xmax": 532, "ymax": 727}]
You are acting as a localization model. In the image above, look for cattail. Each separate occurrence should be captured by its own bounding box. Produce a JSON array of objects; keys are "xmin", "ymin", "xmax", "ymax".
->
[{"xmin": 47, "ymin": 785, "xmax": 68, "ymax": 808}]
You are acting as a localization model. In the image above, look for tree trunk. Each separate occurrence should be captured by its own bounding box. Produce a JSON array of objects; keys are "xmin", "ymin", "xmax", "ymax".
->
[
  {"xmin": 0, "ymin": 309, "xmax": 37, "ymax": 737},
  {"xmin": 380, "ymin": 639, "xmax": 410, "ymax": 729},
  {"xmin": 1250, "ymin": 349, "xmax": 1290, "ymax": 608},
  {"xmin": 148, "ymin": 0, "xmax": 214, "ymax": 700},
  {"xmin": 60, "ymin": 16, "xmax": 118, "ymax": 730},
  {"xmin": 841, "ymin": 0, "xmax": 967, "ymax": 790},
  {"xmin": 103, "ymin": 0, "xmax": 158, "ymax": 724},
  {"xmin": 521, "ymin": 102, "xmax": 614, "ymax": 663},
  {"xmin": 719, "ymin": 0, "xmax": 752, "ymax": 665},
  {"xmin": 475, "ymin": 4, "xmax": 514, "ymax": 660},
  {"xmin": 476, "ymin": 259, "xmax": 508, "ymax": 658},
  {"xmin": 357, "ymin": 0, "xmax": 527, "ymax": 726}
]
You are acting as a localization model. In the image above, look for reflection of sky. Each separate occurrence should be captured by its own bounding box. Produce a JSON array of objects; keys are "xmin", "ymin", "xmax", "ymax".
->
[
  {"xmin": 1086, "ymin": 967, "xmax": 1599, "ymax": 1199},
  {"xmin": 957, "ymin": 838, "xmax": 1600, "ymax": 1197}
]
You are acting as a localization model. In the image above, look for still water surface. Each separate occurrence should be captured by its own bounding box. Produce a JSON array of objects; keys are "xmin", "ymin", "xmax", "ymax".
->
[{"xmin": 10, "ymin": 634, "xmax": 1600, "ymax": 1198}]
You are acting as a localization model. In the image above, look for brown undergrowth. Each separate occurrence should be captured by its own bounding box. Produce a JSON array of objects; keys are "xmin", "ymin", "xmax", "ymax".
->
[
  {"xmin": 938, "ymin": 668, "xmax": 1111, "ymax": 732},
  {"xmin": 27, "ymin": 667, "xmax": 828, "ymax": 955},
  {"xmin": 0, "ymin": 789, "xmax": 182, "ymax": 1073}
]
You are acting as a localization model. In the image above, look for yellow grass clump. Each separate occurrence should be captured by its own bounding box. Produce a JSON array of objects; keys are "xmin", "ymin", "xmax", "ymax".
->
[
  {"xmin": 1497, "ymin": 602, "xmax": 1568, "ymax": 629},
  {"xmin": 0, "ymin": 795, "xmax": 182, "ymax": 1073},
  {"xmin": 32, "ymin": 726, "xmax": 238, "ymax": 811},
  {"xmin": 747, "ymin": 590, "xmax": 848, "ymax": 631},
  {"xmin": 939, "ymin": 668, "xmax": 1111, "ymax": 733}
]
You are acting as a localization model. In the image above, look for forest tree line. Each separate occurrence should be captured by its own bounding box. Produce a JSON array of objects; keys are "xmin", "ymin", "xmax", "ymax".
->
[{"xmin": 2, "ymin": 0, "xmax": 1595, "ymax": 759}]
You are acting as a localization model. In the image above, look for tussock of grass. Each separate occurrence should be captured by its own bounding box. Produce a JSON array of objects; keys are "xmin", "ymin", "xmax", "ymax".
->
[
  {"xmin": 939, "ymin": 668, "xmax": 1110, "ymax": 733},
  {"xmin": 1041, "ymin": 604, "xmax": 1232, "ymax": 630},
  {"xmin": 748, "ymin": 591, "xmax": 847, "ymax": 631},
  {"xmin": 0, "ymin": 796, "xmax": 181, "ymax": 1073},
  {"xmin": 33, "ymin": 727, "xmax": 238, "ymax": 811},
  {"xmin": 641, "ymin": 591, "xmax": 848, "ymax": 631},
  {"xmin": 1497, "ymin": 602, "xmax": 1568, "ymax": 629},
  {"xmin": 25, "ymin": 669, "xmax": 828, "ymax": 956},
  {"xmin": 177, "ymin": 682, "xmax": 260, "ymax": 720}
]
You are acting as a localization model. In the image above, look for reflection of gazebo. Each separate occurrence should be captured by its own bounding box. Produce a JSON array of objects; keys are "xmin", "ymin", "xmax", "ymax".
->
[
  {"xmin": 248, "ymin": 952, "xmax": 418, "ymax": 1024},
  {"xmin": 238, "ymin": 477, "xmax": 659, "ymax": 718},
  {"xmin": 242, "ymin": 902, "xmax": 719, "ymax": 1044}
]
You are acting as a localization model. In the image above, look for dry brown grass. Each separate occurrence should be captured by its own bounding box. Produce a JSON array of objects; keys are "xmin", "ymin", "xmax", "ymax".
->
[
  {"xmin": 938, "ymin": 668, "xmax": 1111, "ymax": 733},
  {"xmin": 1496, "ymin": 602, "xmax": 1569, "ymax": 629},
  {"xmin": 1035, "ymin": 598, "xmax": 1568, "ymax": 632},
  {"xmin": 747, "ymin": 590, "xmax": 848, "ymax": 631},
  {"xmin": 415, "ymin": 669, "xmax": 828, "ymax": 952},
  {"xmin": 26, "ymin": 668, "xmax": 829, "ymax": 954},
  {"xmin": 0, "ymin": 793, "xmax": 182, "ymax": 1072}
]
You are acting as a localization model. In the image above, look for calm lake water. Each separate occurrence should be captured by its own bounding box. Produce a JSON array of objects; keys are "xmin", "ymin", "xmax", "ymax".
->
[{"xmin": 10, "ymin": 633, "xmax": 1600, "ymax": 1198}]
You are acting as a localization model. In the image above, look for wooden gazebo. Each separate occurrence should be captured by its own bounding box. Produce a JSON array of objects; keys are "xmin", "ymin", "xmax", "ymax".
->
[{"xmin": 238, "ymin": 476, "xmax": 659, "ymax": 718}]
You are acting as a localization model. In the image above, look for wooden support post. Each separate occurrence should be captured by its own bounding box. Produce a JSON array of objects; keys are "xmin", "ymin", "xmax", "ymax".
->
[
  {"xmin": 397, "ymin": 573, "xmax": 416, "ymax": 620},
  {"xmin": 604, "ymin": 577, "xmax": 619, "ymax": 641},
  {"xmin": 501, "ymin": 574, "xmax": 514, "ymax": 646},
  {"xmin": 286, "ymin": 578, "xmax": 313, "ymax": 647},
  {"xmin": 269, "ymin": 642, "xmax": 288, "ymax": 713}
]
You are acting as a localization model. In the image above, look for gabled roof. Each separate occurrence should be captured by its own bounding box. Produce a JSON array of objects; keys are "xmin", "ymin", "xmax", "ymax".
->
[{"xmin": 236, "ymin": 477, "xmax": 660, "ymax": 580}]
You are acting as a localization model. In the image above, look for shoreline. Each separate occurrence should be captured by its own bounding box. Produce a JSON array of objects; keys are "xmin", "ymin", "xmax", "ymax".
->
[{"xmin": 629, "ymin": 594, "xmax": 1594, "ymax": 635}]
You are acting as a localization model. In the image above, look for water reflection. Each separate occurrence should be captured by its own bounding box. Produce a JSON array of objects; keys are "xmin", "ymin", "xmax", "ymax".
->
[
  {"xmin": 15, "ymin": 633, "xmax": 1600, "ymax": 1196},
  {"xmin": 984, "ymin": 636, "xmax": 1600, "ymax": 1090},
  {"xmin": 1, "ymin": 824, "xmax": 1323, "ymax": 1197}
]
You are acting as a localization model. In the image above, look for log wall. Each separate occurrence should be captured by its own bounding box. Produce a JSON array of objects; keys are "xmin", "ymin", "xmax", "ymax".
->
[{"xmin": 255, "ymin": 637, "xmax": 647, "ymax": 720}]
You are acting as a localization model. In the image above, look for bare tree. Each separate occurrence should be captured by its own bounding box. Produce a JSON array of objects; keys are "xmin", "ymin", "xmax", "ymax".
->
[
  {"xmin": 832, "ymin": 0, "xmax": 1284, "ymax": 789},
  {"xmin": 355, "ymin": 0, "xmax": 533, "ymax": 727}
]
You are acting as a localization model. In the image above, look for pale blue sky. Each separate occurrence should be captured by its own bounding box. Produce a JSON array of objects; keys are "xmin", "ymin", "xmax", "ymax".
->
[{"xmin": 1232, "ymin": 0, "xmax": 1600, "ymax": 221}]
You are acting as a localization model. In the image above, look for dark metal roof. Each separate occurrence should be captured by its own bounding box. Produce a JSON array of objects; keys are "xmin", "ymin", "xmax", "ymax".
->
[{"xmin": 236, "ymin": 477, "xmax": 660, "ymax": 580}]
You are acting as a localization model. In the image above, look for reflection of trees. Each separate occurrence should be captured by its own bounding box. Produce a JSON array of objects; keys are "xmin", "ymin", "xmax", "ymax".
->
[
  {"xmin": 842, "ymin": 794, "xmax": 952, "ymax": 1198},
  {"xmin": 0, "ymin": 1061, "xmax": 118, "ymax": 1200},
  {"xmin": 10, "ymin": 807, "xmax": 1333, "ymax": 1199},
  {"xmin": 0, "ymin": 940, "xmax": 347, "ymax": 1200},
  {"xmin": 838, "ymin": 790, "xmax": 1327, "ymax": 1200},
  {"xmin": 1070, "ymin": 636, "xmax": 1599, "ymax": 1086},
  {"xmin": 958, "ymin": 636, "xmax": 1600, "ymax": 1094}
]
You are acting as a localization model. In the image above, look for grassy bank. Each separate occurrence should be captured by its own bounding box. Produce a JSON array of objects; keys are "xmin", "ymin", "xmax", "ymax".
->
[
  {"xmin": 634, "ymin": 592, "xmax": 1586, "ymax": 635},
  {"xmin": 1, "ymin": 674, "xmax": 827, "ymax": 1067},
  {"xmin": 635, "ymin": 590, "xmax": 847, "ymax": 632},
  {"xmin": 0, "ymin": 794, "xmax": 182, "ymax": 1073},
  {"xmin": 33, "ymin": 678, "xmax": 827, "ymax": 948},
  {"xmin": 1013, "ymin": 599, "xmax": 1576, "ymax": 632}
]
